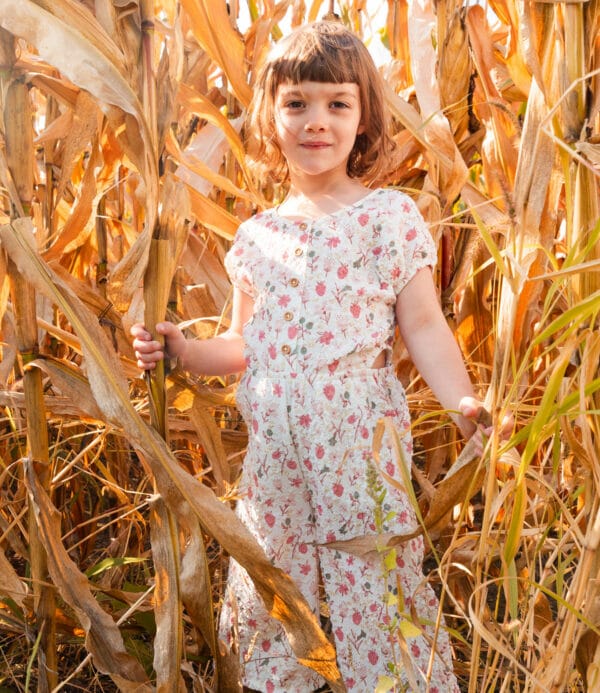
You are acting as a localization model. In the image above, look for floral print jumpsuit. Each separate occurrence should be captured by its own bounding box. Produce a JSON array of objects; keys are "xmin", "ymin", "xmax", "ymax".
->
[{"xmin": 220, "ymin": 188, "xmax": 459, "ymax": 692}]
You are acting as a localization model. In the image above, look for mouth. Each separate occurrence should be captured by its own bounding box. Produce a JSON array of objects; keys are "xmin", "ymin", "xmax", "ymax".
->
[{"xmin": 300, "ymin": 141, "xmax": 331, "ymax": 149}]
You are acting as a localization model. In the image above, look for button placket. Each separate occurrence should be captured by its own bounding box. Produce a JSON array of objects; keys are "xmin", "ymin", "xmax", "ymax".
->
[{"xmin": 281, "ymin": 220, "xmax": 309, "ymax": 360}]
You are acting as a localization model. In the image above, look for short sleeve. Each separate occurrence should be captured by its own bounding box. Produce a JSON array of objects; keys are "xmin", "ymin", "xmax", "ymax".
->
[
  {"xmin": 224, "ymin": 222, "xmax": 256, "ymax": 298},
  {"xmin": 376, "ymin": 191, "xmax": 437, "ymax": 296}
]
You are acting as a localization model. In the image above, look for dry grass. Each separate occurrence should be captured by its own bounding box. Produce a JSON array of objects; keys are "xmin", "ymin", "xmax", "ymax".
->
[{"xmin": 0, "ymin": 0, "xmax": 599, "ymax": 691}]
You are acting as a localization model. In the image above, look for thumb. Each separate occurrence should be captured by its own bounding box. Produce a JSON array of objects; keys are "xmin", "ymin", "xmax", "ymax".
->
[{"xmin": 458, "ymin": 396, "xmax": 482, "ymax": 419}]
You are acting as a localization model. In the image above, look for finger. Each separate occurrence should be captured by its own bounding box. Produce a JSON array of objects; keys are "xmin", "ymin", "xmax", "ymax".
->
[
  {"xmin": 458, "ymin": 396, "xmax": 483, "ymax": 417},
  {"xmin": 133, "ymin": 339, "xmax": 162, "ymax": 354},
  {"xmin": 130, "ymin": 323, "xmax": 150, "ymax": 339},
  {"xmin": 135, "ymin": 349, "xmax": 164, "ymax": 365}
]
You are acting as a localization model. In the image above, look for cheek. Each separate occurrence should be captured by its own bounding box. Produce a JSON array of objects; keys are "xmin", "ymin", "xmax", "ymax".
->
[{"xmin": 274, "ymin": 118, "xmax": 295, "ymax": 144}]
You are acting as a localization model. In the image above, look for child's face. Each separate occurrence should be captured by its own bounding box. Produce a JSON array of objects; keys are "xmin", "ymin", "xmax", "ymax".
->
[{"xmin": 274, "ymin": 80, "xmax": 364, "ymax": 183}]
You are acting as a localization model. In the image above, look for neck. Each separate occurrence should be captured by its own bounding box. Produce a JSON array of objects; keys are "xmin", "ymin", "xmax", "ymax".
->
[{"xmin": 281, "ymin": 177, "xmax": 369, "ymax": 218}]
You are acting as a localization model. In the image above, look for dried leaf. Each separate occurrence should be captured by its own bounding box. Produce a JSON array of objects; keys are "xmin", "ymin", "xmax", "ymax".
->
[
  {"xmin": 180, "ymin": 0, "xmax": 252, "ymax": 106},
  {"xmin": 0, "ymin": 547, "xmax": 27, "ymax": 610},
  {"xmin": 25, "ymin": 461, "xmax": 151, "ymax": 690},
  {"xmin": 149, "ymin": 497, "xmax": 185, "ymax": 692}
]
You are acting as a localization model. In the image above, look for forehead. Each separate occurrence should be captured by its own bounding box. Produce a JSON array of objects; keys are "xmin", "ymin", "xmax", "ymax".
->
[{"xmin": 275, "ymin": 81, "xmax": 360, "ymax": 100}]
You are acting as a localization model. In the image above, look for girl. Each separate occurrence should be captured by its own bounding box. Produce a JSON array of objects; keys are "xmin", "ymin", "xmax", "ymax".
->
[{"xmin": 132, "ymin": 21, "xmax": 486, "ymax": 692}]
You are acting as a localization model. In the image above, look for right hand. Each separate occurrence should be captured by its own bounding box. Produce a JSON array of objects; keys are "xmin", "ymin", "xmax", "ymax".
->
[{"xmin": 130, "ymin": 321, "xmax": 187, "ymax": 370}]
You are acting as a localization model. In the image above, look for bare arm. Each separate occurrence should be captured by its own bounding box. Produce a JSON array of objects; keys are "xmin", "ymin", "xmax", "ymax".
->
[
  {"xmin": 395, "ymin": 267, "xmax": 479, "ymax": 438},
  {"xmin": 131, "ymin": 287, "xmax": 253, "ymax": 376}
]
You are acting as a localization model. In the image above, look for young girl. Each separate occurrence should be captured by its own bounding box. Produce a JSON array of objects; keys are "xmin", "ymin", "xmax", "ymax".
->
[{"xmin": 132, "ymin": 21, "xmax": 487, "ymax": 692}]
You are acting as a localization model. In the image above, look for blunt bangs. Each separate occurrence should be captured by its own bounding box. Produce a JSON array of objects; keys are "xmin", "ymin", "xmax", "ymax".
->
[{"xmin": 266, "ymin": 30, "xmax": 365, "ymax": 90}]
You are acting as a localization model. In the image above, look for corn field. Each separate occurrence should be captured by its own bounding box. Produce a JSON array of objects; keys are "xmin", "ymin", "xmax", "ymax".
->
[{"xmin": 0, "ymin": 0, "xmax": 598, "ymax": 691}]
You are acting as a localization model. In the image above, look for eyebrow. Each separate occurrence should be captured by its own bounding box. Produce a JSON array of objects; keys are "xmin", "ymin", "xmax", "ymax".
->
[{"xmin": 279, "ymin": 87, "xmax": 359, "ymax": 100}]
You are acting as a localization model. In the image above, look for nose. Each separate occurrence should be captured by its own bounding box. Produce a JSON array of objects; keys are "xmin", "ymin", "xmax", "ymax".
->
[{"xmin": 304, "ymin": 104, "xmax": 328, "ymax": 131}]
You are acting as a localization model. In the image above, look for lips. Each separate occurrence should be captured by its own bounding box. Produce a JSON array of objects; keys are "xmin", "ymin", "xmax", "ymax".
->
[{"xmin": 300, "ymin": 141, "xmax": 331, "ymax": 148}]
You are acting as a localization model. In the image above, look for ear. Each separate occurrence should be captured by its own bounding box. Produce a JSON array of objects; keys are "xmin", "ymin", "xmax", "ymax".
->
[{"xmin": 357, "ymin": 122, "xmax": 366, "ymax": 135}]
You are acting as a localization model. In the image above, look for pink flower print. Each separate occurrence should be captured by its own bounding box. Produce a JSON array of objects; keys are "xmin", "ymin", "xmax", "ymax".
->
[
  {"xmin": 335, "ymin": 627, "xmax": 344, "ymax": 642},
  {"xmin": 252, "ymin": 419, "xmax": 259, "ymax": 434},
  {"xmin": 369, "ymin": 602, "xmax": 378, "ymax": 613},
  {"xmin": 303, "ymin": 458, "xmax": 313, "ymax": 471},
  {"xmin": 391, "ymin": 266, "xmax": 401, "ymax": 280},
  {"xmin": 266, "ymin": 682, "xmax": 275, "ymax": 693},
  {"xmin": 298, "ymin": 542, "xmax": 308, "ymax": 554},
  {"xmin": 300, "ymin": 562, "xmax": 311, "ymax": 575},
  {"xmin": 345, "ymin": 571, "xmax": 356, "ymax": 586},
  {"xmin": 328, "ymin": 359, "xmax": 339, "ymax": 373},
  {"xmin": 385, "ymin": 461, "xmax": 395, "ymax": 476},
  {"xmin": 268, "ymin": 344, "xmax": 276, "ymax": 359},
  {"xmin": 326, "ymin": 531, "xmax": 336, "ymax": 542},
  {"xmin": 327, "ymin": 236, "xmax": 341, "ymax": 248},
  {"xmin": 360, "ymin": 426, "xmax": 369, "ymax": 439},
  {"xmin": 411, "ymin": 642, "xmax": 421, "ymax": 658},
  {"xmin": 337, "ymin": 583, "xmax": 349, "ymax": 595},
  {"xmin": 278, "ymin": 294, "xmax": 291, "ymax": 307},
  {"xmin": 272, "ymin": 450, "xmax": 281, "ymax": 460},
  {"xmin": 401, "ymin": 201, "xmax": 411, "ymax": 213},
  {"xmin": 396, "ymin": 554, "xmax": 405, "ymax": 568},
  {"xmin": 350, "ymin": 303, "xmax": 361, "ymax": 318},
  {"xmin": 367, "ymin": 650, "xmax": 379, "ymax": 665},
  {"xmin": 323, "ymin": 384, "xmax": 335, "ymax": 400},
  {"xmin": 288, "ymin": 325, "xmax": 298, "ymax": 339},
  {"xmin": 347, "ymin": 413, "xmax": 357, "ymax": 424},
  {"xmin": 315, "ymin": 444, "xmax": 325, "ymax": 459},
  {"xmin": 262, "ymin": 639, "xmax": 272, "ymax": 652},
  {"xmin": 406, "ymin": 227, "xmax": 417, "ymax": 241},
  {"xmin": 248, "ymin": 618, "xmax": 257, "ymax": 628},
  {"xmin": 299, "ymin": 414, "xmax": 311, "ymax": 428},
  {"xmin": 286, "ymin": 458, "xmax": 297, "ymax": 470},
  {"xmin": 372, "ymin": 245, "xmax": 382, "ymax": 256},
  {"xmin": 358, "ymin": 212, "xmax": 369, "ymax": 226},
  {"xmin": 264, "ymin": 512, "xmax": 276, "ymax": 528},
  {"xmin": 352, "ymin": 611, "xmax": 362, "ymax": 625},
  {"xmin": 319, "ymin": 331, "xmax": 334, "ymax": 345},
  {"xmin": 346, "ymin": 678, "xmax": 356, "ymax": 689},
  {"xmin": 333, "ymin": 483, "xmax": 344, "ymax": 497},
  {"xmin": 316, "ymin": 281, "xmax": 326, "ymax": 296},
  {"xmin": 337, "ymin": 264, "xmax": 348, "ymax": 279},
  {"xmin": 258, "ymin": 330, "xmax": 266, "ymax": 341},
  {"xmin": 273, "ymin": 383, "xmax": 283, "ymax": 397}
]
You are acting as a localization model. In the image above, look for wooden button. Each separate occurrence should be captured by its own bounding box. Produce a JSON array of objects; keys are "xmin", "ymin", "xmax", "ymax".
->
[
  {"xmin": 294, "ymin": 247, "xmax": 303, "ymax": 256},
  {"xmin": 289, "ymin": 278, "xmax": 299, "ymax": 287},
  {"xmin": 284, "ymin": 312, "xmax": 293, "ymax": 321},
  {"xmin": 298, "ymin": 222, "xmax": 308, "ymax": 230},
  {"xmin": 281, "ymin": 344, "xmax": 291, "ymax": 354}
]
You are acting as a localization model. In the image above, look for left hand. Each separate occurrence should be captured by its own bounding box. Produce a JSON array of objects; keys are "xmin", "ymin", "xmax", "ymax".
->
[{"xmin": 458, "ymin": 396, "xmax": 514, "ymax": 454}]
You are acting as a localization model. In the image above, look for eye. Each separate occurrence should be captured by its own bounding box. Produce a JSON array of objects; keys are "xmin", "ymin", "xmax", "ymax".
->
[
  {"xmin": 284, "ymin": 100, "xmax": 305, "ymax": 109},
  {"xmin": 330, "ymin": 101, "xmax": 350, "ymax": 109}
]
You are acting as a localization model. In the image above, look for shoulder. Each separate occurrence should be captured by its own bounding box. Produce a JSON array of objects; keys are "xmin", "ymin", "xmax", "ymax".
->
[
  {"xmin": 234, "ymin": 208, "xmax": 278, "ymax": 243},
  {"xmin": 376, "ymin": 188, "xmax": 425, "ymax": 218}
]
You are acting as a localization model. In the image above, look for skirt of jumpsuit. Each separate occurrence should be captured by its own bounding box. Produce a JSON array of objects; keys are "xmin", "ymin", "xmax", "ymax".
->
[{"xmin": 219, "ymin": 189, "xmax": 460, "ymax": 692}]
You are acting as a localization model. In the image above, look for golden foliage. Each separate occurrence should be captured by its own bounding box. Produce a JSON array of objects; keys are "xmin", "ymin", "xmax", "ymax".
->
[{"xmin": 0, "ymin": 0, "xmax": 598, "ymax": 690}]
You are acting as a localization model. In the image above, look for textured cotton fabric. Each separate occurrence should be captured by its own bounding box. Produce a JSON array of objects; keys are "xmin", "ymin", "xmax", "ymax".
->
[{"xmin": 220, "ymin": 188, "xmax": 459, "ymax": 692}]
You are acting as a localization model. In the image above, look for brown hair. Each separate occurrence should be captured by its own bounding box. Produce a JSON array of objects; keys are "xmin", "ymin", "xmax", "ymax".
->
[{"xmin": 246, "ymin": 21, "xmax": 396, "ymax": 187}]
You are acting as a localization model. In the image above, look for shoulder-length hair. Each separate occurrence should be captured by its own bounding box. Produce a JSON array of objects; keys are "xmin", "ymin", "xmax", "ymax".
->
[{"xmin": 245, "ymin": 21, "xmax": 396, "ymax": 188}]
